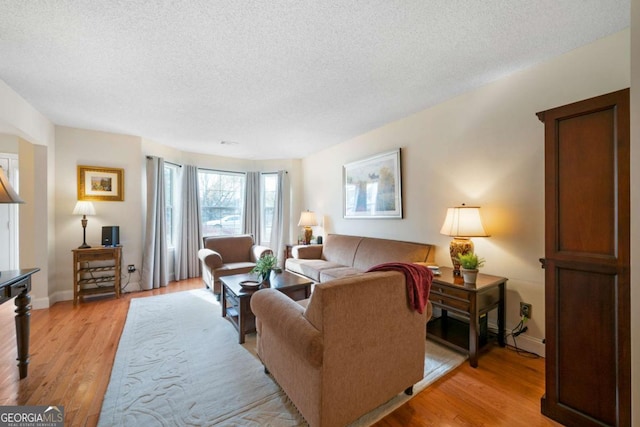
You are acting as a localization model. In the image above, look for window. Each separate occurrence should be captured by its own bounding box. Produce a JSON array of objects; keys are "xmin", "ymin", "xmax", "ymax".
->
[
  {"xmin": 260, "ymin": 173, "xmax": 278, "ymax": 245},
  {"xmin": 164, "ymin": 163, "xmax": 179, "ymax": 247},
  {"xmin": 199, "ymin": 170, "xmax": 245, "ymax": 236}
]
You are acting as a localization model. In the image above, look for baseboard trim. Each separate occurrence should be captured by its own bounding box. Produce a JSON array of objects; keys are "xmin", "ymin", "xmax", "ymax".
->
[
  {"xmin": 32, "ymin": 295, "xmax": 52, "ymax": 310},
  {"xmin": 46, "ymin": 290, "xmax": 74, "ymax": 307}
]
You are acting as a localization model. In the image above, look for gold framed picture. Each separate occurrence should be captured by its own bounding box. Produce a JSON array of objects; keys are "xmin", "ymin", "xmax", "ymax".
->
[{"xmin": 77, "ymin": 165, "xmax": 124, "ymax": 201}]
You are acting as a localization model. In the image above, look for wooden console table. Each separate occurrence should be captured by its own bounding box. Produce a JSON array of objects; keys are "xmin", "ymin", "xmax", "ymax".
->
[
  {"xmin": 427, "ymin": 266, "xmax": 506, "ymax": 367},
  {"xmin": 72, "ymin": 247, "xmax": 122, "ymax": 305},
  {"xmin": 0, "ymin": 268, "xmax": 40, "ymax": 379}
]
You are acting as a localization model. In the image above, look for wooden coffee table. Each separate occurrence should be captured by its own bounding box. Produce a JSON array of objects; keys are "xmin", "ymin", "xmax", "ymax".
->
[{"xmin": 221, "ymin": 270, "xmax": 313, "ymax": 343}]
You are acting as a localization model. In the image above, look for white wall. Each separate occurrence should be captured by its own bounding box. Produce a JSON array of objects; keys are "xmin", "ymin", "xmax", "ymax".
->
[
  {"xmin": 301, "ymin": 30, "xmax": 631, "ymax": 356},
  {"xmin": 53, "ymin": 127, "xmax": 144, "ymax": 302},
  {"xmin": 0, "ymin": 79, "xmax": 54, "ymax": 147},
  {"xmin": 0, "ymin": 79, "xmax": 54, "ymax": 309}
]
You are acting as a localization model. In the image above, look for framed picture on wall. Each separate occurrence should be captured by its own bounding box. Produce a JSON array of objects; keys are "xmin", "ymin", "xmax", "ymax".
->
[
  {"xmin": 343, "ymin": 149, "xmax": 402, "ymax": 219},
  {"xmin": 77, "ymin": 165, "xmax": 124, "ymax": 201}
]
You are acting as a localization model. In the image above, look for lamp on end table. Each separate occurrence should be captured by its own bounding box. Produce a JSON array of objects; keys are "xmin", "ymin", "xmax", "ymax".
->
[
  {"xmin": 73, "ymin": 201, "xmax": 96, "ymax": 249},
  {"xmin": 440, "ymin": 204, "xmax": 489, "ymax": 276},
  {"xmin": 298, "ymin": 210, "xmax": 318, "ymax": 245}
]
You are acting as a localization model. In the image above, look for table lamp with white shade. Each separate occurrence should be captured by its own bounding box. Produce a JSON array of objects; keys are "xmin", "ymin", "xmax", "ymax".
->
[
  {"xmin": 440, "ymin": 204, "xmax": 489, "ymax": 276},
  {"xmin": 298, "ymin": 210, "xmax": 318, "ymax": 245},
  {"xmin": 73, "ymin": 201, "xmax": 96, "ymax": 249}
]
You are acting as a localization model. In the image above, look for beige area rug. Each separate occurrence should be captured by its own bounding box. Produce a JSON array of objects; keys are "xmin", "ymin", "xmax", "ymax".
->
[{"xmin": 98, "ymin": 289, "xmax": 467, "ymax": 426}]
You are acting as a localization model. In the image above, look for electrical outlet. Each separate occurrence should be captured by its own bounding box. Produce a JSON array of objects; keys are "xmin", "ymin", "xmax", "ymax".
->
[
  {"xmin": 520, "ymin": 302, "xmax": 532, "ymax": 319},
  {"xmin": 128, "ymin": 264, "xmax": 136, "ymax": 273}
]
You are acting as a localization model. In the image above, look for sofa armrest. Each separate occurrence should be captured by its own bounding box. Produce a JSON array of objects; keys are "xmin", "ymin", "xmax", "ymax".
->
[
  {"xmin": 197, "ymin": 248, "xmax": 223, "ymax": 269},
  {"xmin": 292, "ymin": 244, "xmax": 323, "ymax": 259},
  {"xmin": 251, "ymin": 245, "xmax": 273, "ymax": 262},
  {"xmin": 251, "ymin": 289, "xmax": 323, "ymax": 368}
]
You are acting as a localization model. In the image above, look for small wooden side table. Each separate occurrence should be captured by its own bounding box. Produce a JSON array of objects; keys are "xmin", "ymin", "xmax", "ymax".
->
[
  {"xmin": 427, "ymin": 266, "xmax": 507, "ymax": 367},
  {"xmin": 72, "ymin": 246, "xmax": 122, "ymax": 305}
]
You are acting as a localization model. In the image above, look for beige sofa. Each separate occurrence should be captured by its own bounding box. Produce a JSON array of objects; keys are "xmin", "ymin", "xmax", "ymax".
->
[
  {"xmin": 197, "ymin": 234, "xmax": 272, "ymax": 297},
  {"xmin": 286, "ymin": 233, "xmax": 435, "ymax": 282},
  {"xmin": 251, "ymin": 270, "xmax": 429, "ymax": 427}
]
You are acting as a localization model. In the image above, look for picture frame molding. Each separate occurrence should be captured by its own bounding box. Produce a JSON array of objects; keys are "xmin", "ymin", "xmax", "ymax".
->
[{"xmin": 77, "ymin": 165, "xmax": 125, "ymax": 201}]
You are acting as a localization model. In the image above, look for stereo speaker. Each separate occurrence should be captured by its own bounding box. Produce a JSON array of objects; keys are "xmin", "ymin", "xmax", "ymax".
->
[{"xmin": 102, "ymin": 226, "xmax": 120, "ymax": 246}]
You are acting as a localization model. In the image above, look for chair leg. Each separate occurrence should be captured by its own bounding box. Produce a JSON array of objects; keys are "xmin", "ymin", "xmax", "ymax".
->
[{"xmin": 404, "ymin": 386, "xmax": 413, "ymax": 396}]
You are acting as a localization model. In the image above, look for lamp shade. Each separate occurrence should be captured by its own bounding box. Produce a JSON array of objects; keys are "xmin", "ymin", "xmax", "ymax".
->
[
  {"xmin": 0, "ymin": 166, "xmax": 25, "ymax": 204},
  {"xmin": 440, "ymin": 206, "xmax": 489, "ymax": 237},
  {"xmin": 298, "ymin": 211, "xmax": 318, "ymax": 227},
  {"xmin": 72, "ymin": 201, "xmax": 96, "ymax": 216}
]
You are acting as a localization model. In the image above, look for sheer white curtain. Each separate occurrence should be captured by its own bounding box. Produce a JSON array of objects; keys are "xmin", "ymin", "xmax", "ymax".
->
[
  {"xmin": 174, "ymin": 165, "xmax": 202, "ymax": 280},
  {"xmin": 243, "ymin": 171, "xmax": 260, "ymax": 241},
  {"xmin": 141, "ymin": 156, "xmax": 169, "ymax": 289},
  {"xmin": 270, "ymin": 170, "xmax": 288, "ymax": 268}
]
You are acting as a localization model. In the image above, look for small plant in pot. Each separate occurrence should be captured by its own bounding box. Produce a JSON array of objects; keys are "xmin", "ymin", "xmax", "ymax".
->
[
  {"xmin": 251, "ymin": 253, "xmax": 279, "ymax": 284},
  {"xmin": 456, "ymin": 252, "xmax": 485, "ymax": 284}
]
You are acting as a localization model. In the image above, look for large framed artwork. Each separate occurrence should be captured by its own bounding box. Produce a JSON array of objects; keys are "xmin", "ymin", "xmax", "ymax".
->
[
  {"xmin": 343, "ymin": 149, "xmax": 402, "ymax": 219},
  {"xmin": 77, "ymin": 165, "xmax": 125, "ymax": 201}
]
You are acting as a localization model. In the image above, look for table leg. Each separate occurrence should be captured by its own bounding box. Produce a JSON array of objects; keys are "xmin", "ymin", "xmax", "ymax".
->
[
  {"xmin": 469, "ymin": 297, "xmax": 478, "ymax": 368},
  {"xmin": 221, "ymin": 284, "xmax": 227, "ymax": 317},
  {"xmin": 14, "ymin": 292, "xmax": 31, "ymax": 379},
  {"xmin": 498, "ymin": 283, "xmax": 506, "ymax": 347},
  {"xmin": 238, "ymin": 298, "xmax": 246, "ymax": 344}
]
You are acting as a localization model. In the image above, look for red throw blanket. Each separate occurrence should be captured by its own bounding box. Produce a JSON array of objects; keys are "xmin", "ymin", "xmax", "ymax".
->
[{"xmin": 366, "ymin": 262, "xmax": 433, "ymax": 314}]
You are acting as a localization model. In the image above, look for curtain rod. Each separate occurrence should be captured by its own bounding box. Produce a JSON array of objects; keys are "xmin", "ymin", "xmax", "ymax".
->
[
  {"xmin": 145, "ymin": 156, "xmax": 288, "ymax": 174},
  {"xmin": 145, "ymin": 156, "xmax": 182, "ymax": 167},
  {"xmin": 198, "ymin": 167, "xmax": 288, "ymax": 174}
]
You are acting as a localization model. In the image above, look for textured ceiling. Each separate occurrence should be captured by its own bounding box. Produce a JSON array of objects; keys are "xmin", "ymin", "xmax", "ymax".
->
[{"xmin": 0, "ymin": 1, "xmax": 630, "ymax": 159}]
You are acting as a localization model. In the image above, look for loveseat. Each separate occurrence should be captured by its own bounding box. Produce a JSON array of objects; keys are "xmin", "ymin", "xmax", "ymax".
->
[
  {"xmin": 285, "ymin": 233, "xmax": 435, "ymax": 282},
  {"xmin": 251, "ymin": 270, "xmax": 429, "ymax": 427},
  {"xmin": 197, "ymin": 234, "xmax": 272, "ymax": 297}
]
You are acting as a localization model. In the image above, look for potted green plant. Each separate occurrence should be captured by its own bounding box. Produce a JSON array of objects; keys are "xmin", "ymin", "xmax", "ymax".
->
[
  {"xmin": 456, "ymin": 252, "xmax": 485, "ymax": 284},
  {"xmin": 251, "ymin": 253, "xmax": 278, "ymax": 283}
]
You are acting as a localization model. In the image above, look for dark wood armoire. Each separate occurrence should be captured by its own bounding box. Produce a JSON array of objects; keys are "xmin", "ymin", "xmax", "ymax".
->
[{"xmin": 537, "ymin": 89, "xmax": 630, "ymax": 427}]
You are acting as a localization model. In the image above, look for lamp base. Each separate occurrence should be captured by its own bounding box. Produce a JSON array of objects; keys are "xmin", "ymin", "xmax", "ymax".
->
[
  {"xmin": 79, "ymin": 222, "xmax": 91, "ymax": 249},
  {"xmin": 449, "ymin": 237, "xmax": 474, "ymax": 276},
  {"xmin": 303, "ymin": 227, "xmax": 313, "ymax": 245}
]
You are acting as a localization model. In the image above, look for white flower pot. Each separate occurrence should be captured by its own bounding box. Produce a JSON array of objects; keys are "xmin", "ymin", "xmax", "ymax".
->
[{"xmin": 461, "ymin": 268, "xmax": 479, "ymax": 284}]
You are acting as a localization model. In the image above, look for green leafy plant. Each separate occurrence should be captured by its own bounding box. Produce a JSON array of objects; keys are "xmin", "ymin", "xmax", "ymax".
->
[
  {"xmin": 456, "ymin": 252, "xmax": 485, "ymax": 270},
  {"xmin": 251, "ymin": 253, "xmax": 278, "ymax": 281}
]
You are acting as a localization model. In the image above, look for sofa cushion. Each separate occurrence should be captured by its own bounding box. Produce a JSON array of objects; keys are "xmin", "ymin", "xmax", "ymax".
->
[
  {"xmin": 285, "ymin": 259, "xmax": 345, "ymax": 282},
  {"xmin": 352, "ymin": 237, "xmax": 434, "ymax": 271},
  {"xmin": 214, "ymin": 261, "xmax": 257, "ymax": 274},
  {"xmin": 319, "ymin": 267, "xmax": 362, "ymax": 282},
  {"xmin": 322, "ymin": 234, "xmax": 362, "ymax": 264}
]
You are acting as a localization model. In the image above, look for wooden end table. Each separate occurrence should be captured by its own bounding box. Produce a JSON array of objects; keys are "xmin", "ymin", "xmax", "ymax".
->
[
  {"xmin": 221, "ymin": 270, "xmax": 313, "ymax": 343},
  {"xmin": 426, "ymin": 266, "xmax": 507, "ymax": 367}
]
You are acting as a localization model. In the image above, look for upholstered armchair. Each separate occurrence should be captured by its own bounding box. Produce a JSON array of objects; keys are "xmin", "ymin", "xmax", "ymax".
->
[
  {"xmin": 251, "ymin": 271, "xmax": 428, "ymax": 427},
  {"xmin": 198, "ymin": 234, "xmax": 272, "ymax": 298}
]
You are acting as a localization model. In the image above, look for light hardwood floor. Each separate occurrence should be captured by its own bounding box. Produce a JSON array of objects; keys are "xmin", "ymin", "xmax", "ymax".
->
[{"xmin": 0, "ymin": 278, "xmax": 561, "ymax": 427}]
